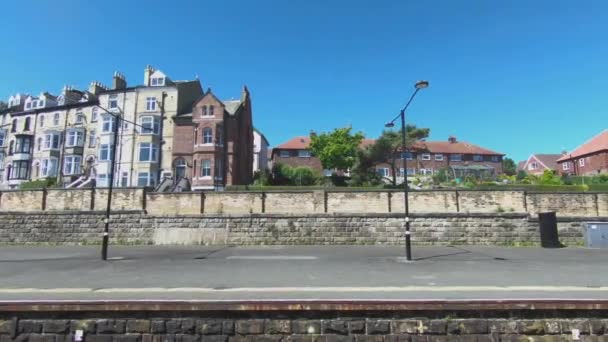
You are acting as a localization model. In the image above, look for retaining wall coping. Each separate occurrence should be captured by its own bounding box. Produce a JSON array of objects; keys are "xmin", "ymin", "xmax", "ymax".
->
[
  {"xmin": 528, "ymin": 216, "xmax": 608, "ymax": 223},
  {"xmin": 143, "ymin": 212, "xmax": 530, "ymax": 219}
]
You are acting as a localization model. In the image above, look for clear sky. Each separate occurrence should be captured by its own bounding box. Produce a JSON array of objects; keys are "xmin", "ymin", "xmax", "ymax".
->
[{"xmin": 1, "ymin": 0, "xmax": 607, "ymax": 162}]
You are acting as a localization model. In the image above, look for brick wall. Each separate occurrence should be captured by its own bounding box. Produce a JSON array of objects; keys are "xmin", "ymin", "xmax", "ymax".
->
[{"xmin": 558, "ymin": 151, "xmax": 608, "ymax": 176}]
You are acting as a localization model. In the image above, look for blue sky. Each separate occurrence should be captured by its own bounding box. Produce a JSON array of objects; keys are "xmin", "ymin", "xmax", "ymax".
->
[{"xmin": 1, "ymin": 0, "xmax": 607, "ymax": 162}]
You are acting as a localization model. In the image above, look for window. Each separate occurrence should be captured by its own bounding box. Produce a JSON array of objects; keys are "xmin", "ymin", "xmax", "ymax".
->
[
  {"xmin": 41, "ymin": 159, "xmax": 58, "ymax": 177},
  {"xmin": 102, "ymin": 115, "xmax": 116, "ymax": 133},
  {"xmin": 24, "ymin": 117, "xmax": 31, "ymax": 131},
  {"xmin": 39, "ymin": 115, "xmax": 44, "ymax": 127},
  {"xmin": 0, "ymin": 153, "xmax": 4, "ymax": 171},
  {"xmin": 14, "ymin": 136, "xmax": 32, "ymax": 154},
  {"xmin": 562, "ymin": 162, "xmax": 570, "ymax": 171},
  {"xmin": 9, "ymin": 140, "xmax": 14, "ymax": 155},
  {"xmin": 63, "ymin": 156, "xmax": 81, "ymax": 175},
  {"xmin": 473, "ymin": 155, "xmax": 483, "ymax": 162},
  {"xmin": 421, "ymin": 153, "xmax": 431, "ymax": 160},
  {"xmin": 298, "ymin": 150, "xmax": 311, "ymax": 158},
  {"xmin": 109, "ymin": 95, "xmax": 118, "ymax": 109},
  {"xmin": 10, "ymin": 160, "xmax": 29, "ymax": 180},
  {"xmin": 89, "ymin": 130, "xmax": 96, "ymax": 147},
  {"xmin": 403, "ymin": 152, "xmax": 413, "ymax": 160},
  {"xmin": 407, "ymin": 168, "xmax": 416, "ymax": 175},
  {"xmin": 32, "ymin": 100, "xmax": 37, "ymax": 108},
  {"xmin": 39, "ymin": 100, "xmax": 44, "ymax": 107},
  {"xmin": 215, "ymin": 158, "xmax": 223, "ymax": 180},
  {"xmin": 137, "ymin": 172, "xmax": 156, "ymax": 187},
  {"xmin": 75, "ymin": 113, "xmax": 85, "ymax": 124},
  {"xmin": 120, "ymin": 172, "xmax": 129, "ymax": 187},
  {"xmin": 377, "ymin": 168, "xmax": 390, "ymax": 177},
  {"xmin": 579, "ymin": 158, "xmax": 585, "ymax": 167},
  {"xmin": 491, "ymin": 156, "xmax": 499, "ymax": 162},
  {"xmin": 53, "ymin": 113, "xmax": 60, "ymax": 126},
  {"xmin": 435, "ymin": 154, "xmax": 444, "ymax": 161},
  {"xmin": 201, "ymin": 159, "xmax": 211, "ymax": 177},
  {"xmin": 175, "ymin": 159, "xmax": 187, "ymax": 179},
  {"xmin": 140, "ymin": 116, "xmax": 160, "ymax": 134},
  {"xmin": 323, "ymin": 169, "xmax": 333, "ymax": 177},
  {"xmin": 44, "ymin": 133, "xmax": 60, "ymax": 150},
  {"xmin": 138, "ymin": 143, "xmax": 158, "ymax": 162},
  {"xmin": 0, "ymin": 131, "xmax": 5, "ymax": 147},
  {"xmin": 99, "ymin": 144, "xmax": 112, "ymax": 161},
  {"xmin": 92, "ymin": 108, "xmax": 98, "ymax": 122},
  {"xmin": 37, "ymin": 137, "xmax": 42, "ymax": 151},
  {"xmin": 279, "ymin": 150, "xmax": 290, "ymax": 157},
  {"xmin": 529, "ymin": 162, "xmax": 538, "ymax": 170},
  {"xmin": 209, "ymin": 105, "xmax": 214, "ymax": 116},
  {"xmin": 450, "ymin": 154, "xmax": 463, "ymax": 162},
  {"xmin": 216, "ymin": 126, "xmax": 223, "ymax": 145},
  {"xmin": 66, "ymin": 129, "xmax": 84, "ymax": 147},
  {"xmin": 202, "ymin": 128, "xmax": 213, "ymax": 144},
  {"xmin": 11, "ymin": 119, "xmax": 16, "ymax": 133},
  {"xmin": 97, "ymin": 174, "xmax": 108, "ymax": 187},
  {"xmin": 151, "ymin": 77, "xmax": 165, "ymax": 86},
  {"xmin": 146, "ymin": 97, "xmax": 157, "ymax": 111},
  {"xmin": 201, "ymin": 106, "xmax": 208, "ymax": 117},
  {"xmin": 399, "ymin": 168, "xmax": 405, "ymax": 177}
]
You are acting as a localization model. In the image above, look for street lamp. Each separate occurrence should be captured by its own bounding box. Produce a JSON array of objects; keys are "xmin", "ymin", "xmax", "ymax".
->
[
  {"xmin": 384, "ymin": 80, "xmax": 429, "ymax": 261},
  {"xmin": 95, "ymin": 105, "xmax": 152, "ymax": 261}
]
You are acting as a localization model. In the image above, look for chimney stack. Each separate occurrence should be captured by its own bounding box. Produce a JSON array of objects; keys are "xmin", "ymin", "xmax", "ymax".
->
[
  {"xmin": 89, "ymin": 81, "xmax": 108, "ymax": 95},
  {"xmin": 310, "ymin": 130, "xmax": 317, "ymax": 138},
  {"xmin": 144, "ymin": 65, "xmax": 155, "ymax": 86},
  {"xmin": 448, "ymin": 136, "xmax": 457, "ymax": 144},
  {"xmin": 112, "ymin": 71, "xmax": 127, "ymax": 90}
]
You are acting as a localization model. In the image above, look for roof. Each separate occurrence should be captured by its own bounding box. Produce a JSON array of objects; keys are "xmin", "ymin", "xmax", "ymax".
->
[
  {"xmin": 412, "ymin": 140, "xmax": 503, "ymax": 156},
  {"xmin": 360, "ymin": 138, "xmax": 376, "ymax": 148},
  {"xmin": 557, "ymin": 130, "xmax": 608, "ymax": 162},
  {"xmin": 517, "ymin": 161, "xmax": 526, "ymax": 171},
  {"xmin": 524, "ymin": 154, "xmax": 564, "ymax": 170},
  {"xmin": 276, "ymin": 136, "xmax": 310, "ymax": 149},
  {"xmin": 222, "ymin": 100, "xmax": 242, "ymax": 115},
  {"xmin": 253, "ymin": 127, "xmax": 269, "ymax": 145}
]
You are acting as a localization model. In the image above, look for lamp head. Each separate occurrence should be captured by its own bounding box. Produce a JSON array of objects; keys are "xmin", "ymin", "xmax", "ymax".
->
[
  {"xmin": 415, "ymin": 80, "xmax": 429, "ymax": 89},
  {"xmin": 385, "ymin": 122, "xmax": 395, "ymax": 128}
]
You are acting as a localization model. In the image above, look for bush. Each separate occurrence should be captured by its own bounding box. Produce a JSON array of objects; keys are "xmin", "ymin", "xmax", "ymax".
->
[
  {"xmin": 539, "ymin": 169, "xmax": 562, "ymax": 185},
  {"xmin": 516, "ymin": 170, "xmax": 527, "ymax": 181},
  {"xmin": 20, "ymin": 178, "xmax": 57, "ymax": 190},
  {"xmin": 253, "ymin": 169, "xmax": 272, "ymax": 186},
  {"xmin": 271, "ymin": 163, "xmax": 319, "ymax": 186},
  {"xmin": 432, "ymin": 168, "xmax": 449, "ymax": 184}
]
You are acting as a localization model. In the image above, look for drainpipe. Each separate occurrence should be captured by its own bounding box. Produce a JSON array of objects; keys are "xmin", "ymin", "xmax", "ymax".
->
[
  {"xmin": 58, "ymin": 107, "xmax": 70, "ymax": 186},
  {"xmin": 29, "ymin": 110, "xmax": 39, "ymax": 181},
  {"xmin": 157, "ymin": 91, "xmax": 167, "ymax": 183}
]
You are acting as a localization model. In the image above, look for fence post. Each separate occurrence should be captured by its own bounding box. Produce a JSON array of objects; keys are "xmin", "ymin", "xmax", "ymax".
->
[
  {"xmin": 200, "ymin": 192, "xmax": 205, "ymax": 214},
  {"xmin": 41, "ymin": 188, "xmax": 48, "ymax": 211}
]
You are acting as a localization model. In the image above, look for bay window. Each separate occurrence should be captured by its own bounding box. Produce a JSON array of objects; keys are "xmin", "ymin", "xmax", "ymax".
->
[
  {"xmin": 41, "ymin": 158, "xmax": 58, "ymax": 177},
  {"xmin": 202, "ymin": 128, "xmax": 213, "ymax": 144},
  {"xmin": 44, "ymin": 133, "xmax": 60, "ymax": 150},
  {"xmin": 14, "ymin": 136, "xmax": 32, "ymax": 154},
  {"xmin": 66, "ymin": 129, "xmax": 84, "ymax": 147},
  {"xmin": 201, "ymin": 159, "xmax": 211, "ymax": 177},
  {"xmin": 99, "ymin": 144, "xmax": 112, "ymax": 161},
  {"xmin": 140, "ymin": 116, "xmax": 160, "ymax": 134},
  {"xmin": 63, "ymin": 155, "xmax": 82, "ymax": 175},
  {"xmin": 10, "ymin": 160, "xmax": 29, "ymax": 180},
  {"xmin": 138, "ymin": 143, "xmax": 158, "ymax": 162},
  {"xmin": 137, "ymin": 172, "xmax": 156, "ymax": 186}
]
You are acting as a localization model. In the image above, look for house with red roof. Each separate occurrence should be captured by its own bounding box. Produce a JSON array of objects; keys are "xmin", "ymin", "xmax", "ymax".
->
[
  {"xmin": 518, "ymin": 154, "xmax": 564, "ymax": 175},
  {"xmin": 557, "ymin": 130, "xmax": 608, "ymax": 176},
  {"xmin": 272, "ymin": 135, "xmax": 505, "ymax": 180}
]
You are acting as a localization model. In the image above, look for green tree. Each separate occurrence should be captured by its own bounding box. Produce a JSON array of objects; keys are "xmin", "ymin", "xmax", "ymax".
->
[
  {"xmin": 516, "ymin": 170, "xmax": 527, "ymax": 181},
  {"xmin": 309, "ymin": 127, "xmax": 364, "ymax": 171},
  {"xmin": 502, "ymin": 158, "xmax": 517, "ymax": 176},
  {"xmin": 371, "ymin": 125, "xmax": 430, "ymax": 186}
]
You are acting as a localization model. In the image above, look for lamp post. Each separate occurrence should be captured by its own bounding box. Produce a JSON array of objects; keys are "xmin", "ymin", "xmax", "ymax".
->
[
  {"xmin": 384, "ymin": 80, "xmax": 429, "ymax": 261},
  {"xmin": 95, "ymin": 105, "xmax": 151, "ymax": 261}
]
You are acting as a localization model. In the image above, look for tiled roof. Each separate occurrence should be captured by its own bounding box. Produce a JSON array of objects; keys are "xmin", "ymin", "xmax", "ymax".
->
[
  {"xmin": 276, "ymin": 136, "xmax": 311, "ymax": 149},
  {"xmin": 530, "ymin": 154, "xmax": 564, "ymax": 170},
  {"xmin": 412, "ymin": 140, "xmax": 503, "ymax": 156},
  {"xmin": 557, "ymin": 130, "xmax": 608, "ymax": 162},
  {"xmin": 517, "ymin": 161, "xmax": 526, "ymax": 171}
]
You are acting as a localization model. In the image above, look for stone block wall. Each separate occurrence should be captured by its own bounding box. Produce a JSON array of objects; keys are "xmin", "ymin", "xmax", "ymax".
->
[
  {"xmin": 2, "ymin": 315, "xmax": 608, "ymax": 342},
  {"xmin": 45, "ymin": 189, "xmax": 93, "ymax": 211},
  {"xmin": 390, "ymin": 191, "xmax": 458, "ymax": 213},
  {"xmin": 0, "ymin": 190, "xmax": 44, "ymax": 211},
  {"xmin": 327, "ymin": 192, "xmax": 389, "ymax": 213},
  {"xmin": 526, "ymin": 193, "xmax": 600, "ymax": 216},
  {"xmin": 146, "ymin": 193, "xmax": 202, "ymax": 215},
  {"xmin": 0, "ymin": 212, "xmax": 594, "ymax": 246},
  {"xmin": 94, "ymin": 188, "xmax": 145, "ymax": 211},
  {"xmin": 458, "ymin": 191, "xmax": 526, "ymax": 213}
]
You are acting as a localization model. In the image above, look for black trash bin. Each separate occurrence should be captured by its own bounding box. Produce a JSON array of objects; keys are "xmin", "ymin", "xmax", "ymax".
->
[{"xmin": 538, "ymin": 211, "xmax": 562, "ymax": 248}]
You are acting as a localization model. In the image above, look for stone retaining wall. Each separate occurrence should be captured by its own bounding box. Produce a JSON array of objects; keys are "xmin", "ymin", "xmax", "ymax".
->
[
  {"xmin": 2, "ymin": 314, "xmax": 608, "ymax": 341},
  {"xmin": 0, "ymin": 212, "xmax": 597, "ymax": 246}
]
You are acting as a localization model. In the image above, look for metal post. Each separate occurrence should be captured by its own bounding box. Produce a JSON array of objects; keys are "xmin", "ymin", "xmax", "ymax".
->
[
  {"xmin": 101, "ymin": 115, "xmax": 120, "ymax": 260},
  {"xmin": 400, "ymin": 109, "xmax": 412, "ymax": 261}
]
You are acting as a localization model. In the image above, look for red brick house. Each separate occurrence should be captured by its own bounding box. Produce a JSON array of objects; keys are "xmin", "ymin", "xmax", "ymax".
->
[
  {"xmin": 517, "ymin": 154, "xmax": 564, "ymax": 175},
  {"xmin": 557, "ymin": 130, "xmax": 608, "ymax": 176},
  {"xmin": 373, "ymin": 136, "xmax": 504, "ymax": 180},
  {"xmin": 271, "ymin": 136, "xmax": 376, "ymax": 176},
  {"xmin": 172, "ymin": 87, "xmax": 253, "ymax": 190}
]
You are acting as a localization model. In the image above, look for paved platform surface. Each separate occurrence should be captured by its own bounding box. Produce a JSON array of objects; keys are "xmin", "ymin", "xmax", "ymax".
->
[{"xmin": 0, "ymin": 245, "xmax": 607, "ymax": 301}]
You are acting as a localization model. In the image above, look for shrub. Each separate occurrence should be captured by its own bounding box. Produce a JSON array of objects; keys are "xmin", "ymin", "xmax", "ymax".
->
[
  {"xmin": 20, "ymin": 177, "xmax": 57, "ymax": 190},
  {"xmin": 432, "ymin": 168, "xmax": 449, "ymax": 184}
]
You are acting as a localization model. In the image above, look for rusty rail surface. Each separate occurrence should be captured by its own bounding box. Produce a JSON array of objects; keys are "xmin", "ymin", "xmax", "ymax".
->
[{"xmin": 2, "ymin": 300, "xmax": 608, "ymax": 312}]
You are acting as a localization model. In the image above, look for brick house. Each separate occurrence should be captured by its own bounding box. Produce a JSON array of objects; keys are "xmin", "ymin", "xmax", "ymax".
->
[
  {"xmin": 271, "ymin": 136, "xmax": 375, "ymax": 176},
  {"xmin": 557, "ymin": 130, "xmax": 608, "ymax": 176},
  {"xmin": 172, "ymin": 87, "xmax": 253, "ymax": 190},
  {"xmin": 374, "ymin": 136, "xmax": 504, "ymax": 180},
  {"xmin": 517, "ymin": 154, "xmax": 564, "ymax": 175}
]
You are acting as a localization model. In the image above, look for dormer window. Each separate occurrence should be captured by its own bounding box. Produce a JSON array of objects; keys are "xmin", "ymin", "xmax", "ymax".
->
[
  {"xmin": 151, "ymin": 77, "xmax": 165, "ymax": 86},
  {"xmin": 32, "ymin": 100, "xmax": 37, "ymax": 108},
  {"xmin": 26, "ymin": 102, "xmax": 31, "ymax": 109},
  {"xmin": 39, "ymin": 100, "xmax": 44, "ymax": 107}
]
